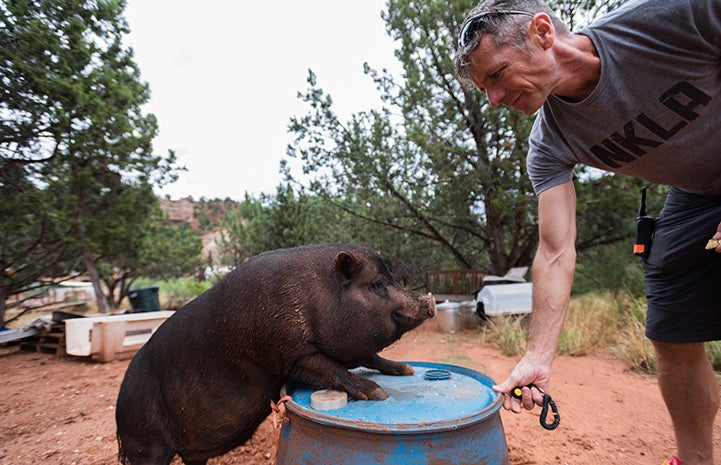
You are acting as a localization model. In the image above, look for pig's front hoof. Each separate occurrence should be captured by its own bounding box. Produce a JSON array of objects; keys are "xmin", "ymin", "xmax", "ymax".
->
[
  {"xmin": 367, "ymin": 386, "xmax": 389, "ymax": 400},
  {"xmin": 397, "ymin": 363, "xmax": 414, "ymax": 376},
  {"xmin": 380, "ymin": 362, "xmax": 414, "ymax": 376},
  {"xmin": 364, "ymin": 355, "xmax": 414, "ymax": 376},
  {"xmin": 348, "ymin": 381, "xmax": 389, "ymax": 401},
  {"xmin": 378, "ymin": 360, "xmax": 414, "ymax": 376}
]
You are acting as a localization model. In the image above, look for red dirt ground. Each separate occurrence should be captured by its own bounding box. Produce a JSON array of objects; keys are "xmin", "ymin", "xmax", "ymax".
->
[{"xmin": 2, "ymin": 320, "xmax": 720, "ymax": 465}]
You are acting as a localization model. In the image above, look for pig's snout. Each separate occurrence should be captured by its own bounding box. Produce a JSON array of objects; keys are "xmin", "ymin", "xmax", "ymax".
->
[{"xmin": 391, "ymin": 291, "xmax": 436, "ymax": 332}]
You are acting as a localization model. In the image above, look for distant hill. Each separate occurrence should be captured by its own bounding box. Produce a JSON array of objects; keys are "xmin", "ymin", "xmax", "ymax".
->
[
  {"xmin": 160, "ymin": 197, "xmax": 239, "ymax": 232},
  {"xmin": 160, "ymin": 197, "xmax": 241, "ymax": 268}
]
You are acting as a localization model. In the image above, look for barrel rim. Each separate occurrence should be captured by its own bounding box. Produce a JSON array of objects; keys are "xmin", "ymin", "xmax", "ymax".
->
[{"xmin": 281, "ymin": 361, "xmax": 503, "ymax": 434}]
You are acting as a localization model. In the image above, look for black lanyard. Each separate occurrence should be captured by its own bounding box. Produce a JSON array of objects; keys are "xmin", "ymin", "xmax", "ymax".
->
[{"xmin": 511, "ymin": 384, "xmax": 560, "ymax": 430}]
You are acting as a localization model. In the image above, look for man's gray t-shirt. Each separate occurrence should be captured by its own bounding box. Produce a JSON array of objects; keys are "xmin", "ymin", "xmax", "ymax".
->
[{"xmin": 527, "ymin": 0, "xmax": 721, "ymax": 196}]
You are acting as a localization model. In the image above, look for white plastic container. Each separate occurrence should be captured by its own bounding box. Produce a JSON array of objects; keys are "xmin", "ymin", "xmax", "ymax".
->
[
  {"xmin": 475, "ymin": 283, "xmax": 532, "ymax": 317},
  {"xmin": 65, "ymin": 311, "xmax": 174, "ymax": 362}
]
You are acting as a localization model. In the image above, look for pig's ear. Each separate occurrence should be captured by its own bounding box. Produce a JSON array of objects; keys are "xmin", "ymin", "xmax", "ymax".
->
[{"xmin": 334, "ymin": 251, "xmax": 362, "ymax": 287}]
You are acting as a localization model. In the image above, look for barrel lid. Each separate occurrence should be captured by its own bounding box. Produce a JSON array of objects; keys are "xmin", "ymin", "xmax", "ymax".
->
[
  {"xmin": 310, "ymin": 389, "xmax": 348, "ymax": 410},
  {"xmin": 283, "ymin": 361, "xmax": 501, "ymax": 433}
]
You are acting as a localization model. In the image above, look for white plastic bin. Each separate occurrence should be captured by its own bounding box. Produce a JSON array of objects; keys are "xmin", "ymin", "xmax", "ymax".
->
[
  {"xmin": 475, "ymin": 283, "xmax": 532, "ymax": 317},
  {"xmin": 65, "ymin": 311, "xmax": 174, "ymax": 362}
]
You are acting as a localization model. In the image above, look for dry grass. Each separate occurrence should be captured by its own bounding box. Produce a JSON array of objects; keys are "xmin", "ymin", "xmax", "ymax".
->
[
  {"xmin": 483, "ymin": 315, "xmax": 528, "ymax": 356},
  {"xmin": 481, "ymin": 291, "xmax": 662, "ymax": 373},
  {"xmin": 612, "ymin": 295, "xmax": 657, "ymax": 373},
  {"xmin": 559, "ymin": 292, "xmax": 625, "ymax": 356}
]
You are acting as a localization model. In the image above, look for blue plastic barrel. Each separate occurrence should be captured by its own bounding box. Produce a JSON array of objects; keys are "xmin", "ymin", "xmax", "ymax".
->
[{"xmin": 277, "ymin": 361, "xmax": 510, "ymax": 465}]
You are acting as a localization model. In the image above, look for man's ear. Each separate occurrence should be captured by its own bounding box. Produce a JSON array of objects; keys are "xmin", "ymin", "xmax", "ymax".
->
[{"xmin": 529, "ymin": 13, "xmax": 554, "ymax": 50}]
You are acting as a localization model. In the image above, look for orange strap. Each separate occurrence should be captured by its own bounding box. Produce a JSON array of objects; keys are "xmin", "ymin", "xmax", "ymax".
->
[{"xmin": 271, "ymin": 395, "xmax": 292, "ymax": 464}]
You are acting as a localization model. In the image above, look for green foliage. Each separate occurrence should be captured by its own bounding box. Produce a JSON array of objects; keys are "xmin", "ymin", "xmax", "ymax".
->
[
  {"xmin": 283, "ymin": 0, "xmax": 640, "ymax": 278},
  {"xmin": 574, "ymin": 182, "xmax": 668, "ymax": 297},
  {"xmin": 138, "ymin": 217, "xmax": 203, "ymax": 280},
  {"xmin": 286, "ymin": 0, "xmax": 539, "ymax": 275},
  {"xmin": 0, "ymin": 160, "xmax": 79, "ymax": 322},
  {"xmin": 552, "ymin": 0, "xmax": 629, "ymax": 30},
  {"xmin": 0, "ymin": 0, "xmax": 183, "ymax": 317},
  {"xmin": 221, "ymin": 184, "xmax": 344, "ymax": 264},
  {"xmin": 193, "ymin": 198, "xmax": 240, "ymax": 232},
  {"xmin": 574, "ymin": 240, "xmax": 645, "ymax": 296},
  {"xmin": 92, "ymin": 197, "xmax": 203, "ymax": 308},
  {"xmin": 218, "ymin": 183, "xmax": 455, "ymax": 286}
]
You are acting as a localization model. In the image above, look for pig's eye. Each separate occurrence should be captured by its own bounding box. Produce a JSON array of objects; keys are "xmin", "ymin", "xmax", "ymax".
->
[{"xmin": 371, "ymin": 280, "xmax": 389, "ymax": 297}]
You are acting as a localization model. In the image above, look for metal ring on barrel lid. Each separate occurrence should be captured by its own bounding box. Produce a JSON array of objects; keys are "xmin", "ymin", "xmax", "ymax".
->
[
  {"xmin": 424, "ymin": 368, "xmax": 452, "ymax": 380},
  {"xmin": 278, "ymin": 361, "xmax": 510, "ymax": 465}
]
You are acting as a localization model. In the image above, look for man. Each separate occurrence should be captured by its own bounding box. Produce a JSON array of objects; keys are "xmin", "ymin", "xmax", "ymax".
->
[{"xmin": 453, "ymin": 1, "xmax": 721, "ymax": 464}]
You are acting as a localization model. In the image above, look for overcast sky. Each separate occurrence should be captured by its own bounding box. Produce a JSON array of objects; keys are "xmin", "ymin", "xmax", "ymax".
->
[{"xmin": 123, "ymin": 0, "xmax": 403, "ymax": 201}]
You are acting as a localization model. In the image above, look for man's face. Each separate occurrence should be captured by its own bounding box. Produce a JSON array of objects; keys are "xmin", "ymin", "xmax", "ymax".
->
[{"xmin": 467, "ymin": 34, "xmax": 554, "ymax": 115}]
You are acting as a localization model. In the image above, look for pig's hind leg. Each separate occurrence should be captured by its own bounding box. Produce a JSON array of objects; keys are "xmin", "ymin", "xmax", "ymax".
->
[
  {"xmin": 362, "ymin": 353, "xmax": 414, "ymax": 376},
  {"xmin": 291, "ymin": 353, "xmax": 389, "ymax": 400},
  {"xmin": 117, "ymin": 431, "xmax": 176, "ymax": 465}
]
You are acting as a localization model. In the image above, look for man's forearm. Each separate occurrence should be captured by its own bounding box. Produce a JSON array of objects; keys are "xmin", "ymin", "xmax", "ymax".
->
[{"xmin": 524, "ymin": 243, "xmax": 576, "ymax": 366}]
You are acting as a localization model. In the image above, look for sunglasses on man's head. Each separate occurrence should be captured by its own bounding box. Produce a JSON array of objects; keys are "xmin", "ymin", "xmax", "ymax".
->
[{"xmin": 457, "ymin": 10, "xmax": 535, "ymax": 48}]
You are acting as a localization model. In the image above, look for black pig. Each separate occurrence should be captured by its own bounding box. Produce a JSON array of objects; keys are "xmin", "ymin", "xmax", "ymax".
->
[{"xmin": 116, "ymin": 244, "xmax": 436, "ymax": 465}]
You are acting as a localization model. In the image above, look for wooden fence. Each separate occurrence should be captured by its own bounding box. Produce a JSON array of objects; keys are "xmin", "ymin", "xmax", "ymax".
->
[{"xmin": 425, "ymin": 269, "xmax": 486, "ymax": 296}]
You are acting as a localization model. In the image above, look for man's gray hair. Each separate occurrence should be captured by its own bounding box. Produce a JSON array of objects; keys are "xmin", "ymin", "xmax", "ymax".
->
[{"xmin": 453, "ymin": 0, "xmax": 570, "ymax": 81}]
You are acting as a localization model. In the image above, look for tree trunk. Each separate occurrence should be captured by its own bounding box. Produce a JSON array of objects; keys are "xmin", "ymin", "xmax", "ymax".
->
[
  {"xmin": 0, "ymin": 287, "xmax": 6, "ymax": 329},
  {"xmin": 83, "ymin": 249, "xmax": 109, "ymax": 314}
]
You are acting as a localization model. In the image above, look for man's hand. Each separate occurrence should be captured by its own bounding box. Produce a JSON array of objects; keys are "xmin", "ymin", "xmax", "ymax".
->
[{"xmin": 492, "ymin": 356, "xmax": 551, "ymax": 413}]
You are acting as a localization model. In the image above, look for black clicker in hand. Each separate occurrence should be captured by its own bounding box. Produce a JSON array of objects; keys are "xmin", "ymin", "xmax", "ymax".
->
[{"xmin": 511, "ymin": 384, "xmax": 560, "ymax": 430}]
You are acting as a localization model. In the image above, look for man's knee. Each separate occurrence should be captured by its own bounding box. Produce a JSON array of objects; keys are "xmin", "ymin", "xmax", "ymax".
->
[
  {"xmin": 651, "ymin": 340, "xmax": 719, "ymax": 406},
  {"xmin": 651, "ymin": 340, "xmax": 709, "ymax": 369}
]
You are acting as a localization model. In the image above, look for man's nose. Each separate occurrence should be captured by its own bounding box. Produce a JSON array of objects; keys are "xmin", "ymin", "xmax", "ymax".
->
[{"xmin": 485, "ymin": 87, "xmax": 504, "ymax": 107}]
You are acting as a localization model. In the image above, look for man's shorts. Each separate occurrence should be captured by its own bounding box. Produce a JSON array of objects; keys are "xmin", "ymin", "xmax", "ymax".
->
[{"xmin": 643, "ymin": 187, "xmax": 721, "ymax": 343}]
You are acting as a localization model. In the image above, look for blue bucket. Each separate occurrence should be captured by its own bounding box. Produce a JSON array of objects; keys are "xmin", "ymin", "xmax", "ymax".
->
[{"xmin": 277, "ymin": 361, "xmax": 510, "ymax": 465}]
